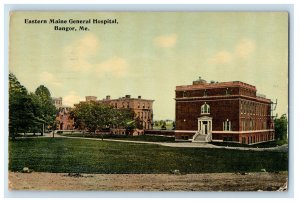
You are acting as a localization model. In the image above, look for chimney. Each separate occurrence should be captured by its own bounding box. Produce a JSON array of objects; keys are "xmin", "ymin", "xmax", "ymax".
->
[
  {"xmin": 106, "ymin": 95, "xmax": 111, "ymax": 100},
  {"xmin": 138, "ymin": 96, "xmax": 141, "ymax": 99},
  {"xmin": 125, "ymin": 95, "xmax": 131, "ymax": 98}
]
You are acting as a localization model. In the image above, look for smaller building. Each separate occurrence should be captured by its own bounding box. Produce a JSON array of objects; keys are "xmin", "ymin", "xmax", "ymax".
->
[
  {"xmin": 96, "ymin": 95, "xmax": 154, "ymax": 130},
  {"xmin": 73, "ymin": 95, "xmax": 155, "ymax": 135},
  {"xmin": 52, "ymin": 97, "xmax": 74, "ymax": 130},
  {"xmin": 56, "ymin": 106, "xmax": 74, "ymax": 130}
]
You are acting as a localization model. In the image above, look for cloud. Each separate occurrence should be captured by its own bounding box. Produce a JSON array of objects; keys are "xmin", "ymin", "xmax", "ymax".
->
[
  {"xmin": 63, "ymin": 91, "xmax": 84, "ymax": 107},
  {"xmin": 235, "ymin": 39, "xmax": 256, "ymax": 59},
  {"xmin": 154, "ymin": 34, "xmax": 177, "ymax": 48},
  {"xmin": 207, "ymin": 51, "xmax": 232, "ymax": 65},
  {"xmin": 63, "ymin": 33, "xmax": 100, "ymax": 71},
  {"xmin": 207, "ymin": 38, "xmax": 256, "ymax": 65},
  {"xmin": 96, "ymin": 57, "xmax": 128, "ymax": 77},
  {"xmin": 39, "ymin": 71, "xmax": 62, "ymax": 87},
  {"xmin": 63, "ymin": 34, "xmax": 128, "ymax": 77}
]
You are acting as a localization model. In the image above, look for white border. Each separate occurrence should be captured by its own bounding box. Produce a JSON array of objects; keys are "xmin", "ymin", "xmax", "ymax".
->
[{"xmin": 1, "ymin": 2, "xmax": 297, "ymax": 200}]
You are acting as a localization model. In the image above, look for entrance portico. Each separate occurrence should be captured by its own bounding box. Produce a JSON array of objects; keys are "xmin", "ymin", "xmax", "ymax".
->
[
  {"xmin": 193, "ymin": 116, "xmax": 212, "ymax": 142},
  {"xmin": 198, "ymin": 116, "xmax": 212, "ymax": 135}
]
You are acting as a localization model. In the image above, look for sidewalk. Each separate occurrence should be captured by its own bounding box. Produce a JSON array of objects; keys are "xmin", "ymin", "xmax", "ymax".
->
[{"xmin": 45, "ymin": 133, "xmax": 288, "ymax": 152}]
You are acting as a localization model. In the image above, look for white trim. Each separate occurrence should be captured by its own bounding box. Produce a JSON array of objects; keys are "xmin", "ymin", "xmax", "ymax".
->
[
  {"xmin": 213, "ymin": 129, "xmax": 274, "ymax": 134},
  {"xmin": 176, "ymin": 96, "xmax": 271, "ymax": 104},
  {"xmin": 248, "ymin": 139, "xmax": 275, "ymax": 145},
  {"xmin": 175, "ymin": 129, "xmax": 274, "ymax": 134},
  {"xmin": 175, "ymin": 130, "xmax": 197, "ymax": 133}
]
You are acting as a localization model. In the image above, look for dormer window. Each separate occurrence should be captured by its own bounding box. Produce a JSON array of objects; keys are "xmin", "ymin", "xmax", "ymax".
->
[{"xmin": 201, "ymin": 102, "xmax": 210, "ymax": 114}]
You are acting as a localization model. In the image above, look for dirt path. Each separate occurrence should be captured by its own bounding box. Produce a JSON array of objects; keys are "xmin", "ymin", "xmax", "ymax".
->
[{"xmin": 9, "ymin": 171, "xmax": 288, "ymax": 191}]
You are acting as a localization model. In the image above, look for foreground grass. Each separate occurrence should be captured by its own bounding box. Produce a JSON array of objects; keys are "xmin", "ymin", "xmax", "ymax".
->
[
  {"xmin": 61, "ymin": 133, "xmax": 175, "ymax": 142},
  {"xmin": 9, "ymin": 138, "xmax": 288, "ymax": 174},
  {"xmin": 211, "ymin": 139, "xmax": 288, "ymax": 148}
]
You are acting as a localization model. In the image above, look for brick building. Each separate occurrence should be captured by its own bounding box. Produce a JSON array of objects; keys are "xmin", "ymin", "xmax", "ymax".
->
[
  {"xmin": 175, "ymin": 77, "xmax": 275, "ymax": 144},
  {"xmin": 81, "ymin": 95, "xmax": 154, "ymax": 135},
  {"xmin": 52, "ymin": 97, "xmax": 74, "ymax": 130},
  {"xmin": 56, "ymin": 106, "xmax": 74, "ymax": 130}
]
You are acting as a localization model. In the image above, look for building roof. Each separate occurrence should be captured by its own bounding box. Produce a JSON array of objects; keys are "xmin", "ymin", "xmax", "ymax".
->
[{"xmin": 176, "ymin": 81, "xmax": 256, "ymax": 91}]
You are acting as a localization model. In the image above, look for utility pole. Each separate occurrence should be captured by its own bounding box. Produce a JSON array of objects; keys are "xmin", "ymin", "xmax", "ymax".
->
[{"xmin": 42, "ymin": 123, "xmax": 44, "ymax": 136}]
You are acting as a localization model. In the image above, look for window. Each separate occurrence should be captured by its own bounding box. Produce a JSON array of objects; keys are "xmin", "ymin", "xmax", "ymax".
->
[
  {"xmin": 225, "ymin": 88, "xmax": 230, "ymax": 95},
  {"xmin": 249, "ymin": 119, "xmax": 255, "ymax": 130},
  {"xmin": 201, "ymin": 102, "xmax": 210, "ymax": 114},
  {"xmin": 241, "ymin": 119, "xmax": 246, "ymax": 131},
  {"xmin": 240, "ymin": 102, "xmax": 243, "ymax": 114},
  {"xmin": 203, "ymin": 90, "xmax": 207, "ymax": 97},
  {"xmin": 223, "ymin": 119, "xmax": 231, "ymax": 131}
]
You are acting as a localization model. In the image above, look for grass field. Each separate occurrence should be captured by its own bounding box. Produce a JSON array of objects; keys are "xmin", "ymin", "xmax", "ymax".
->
[
  {"xmin": 9, "ymin": 138, "xmax": 288, "ymax": 174},
  {"xmin": 60, "ymin": 133, "xmax": 175, "ymax": 142},
  {"xmin": 211, "ymin": 139, "xmax": 288, "ymax": 148}
]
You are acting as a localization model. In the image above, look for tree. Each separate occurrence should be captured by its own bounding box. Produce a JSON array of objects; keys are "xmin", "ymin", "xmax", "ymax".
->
[
  {"xmin": 72, "ymin": 101, "xmax": 136, "ymax": 134},
  {"xmin": 172, "ymin": 121, "xmax": 176, "ymax": 130},
  {"xmin": 9, "ymin": 73, "xmax": 42, "ymax": 138},
  {"xmin": 35, "ymin": 85, "xmax": 57, "ymax": 133},
  {"xmin": 274, "ymin": 114, "xmax": 288, "ymax": 140},
  {"xmin": 161, "ymin": 121, "xmax": 167, "ymax": 130},
  {"xmin": 9, "ymin": 74, "xmax": 56, "ymax": 138}
]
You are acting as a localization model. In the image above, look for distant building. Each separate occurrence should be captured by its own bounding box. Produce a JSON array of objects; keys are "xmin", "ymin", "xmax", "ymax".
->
[
  {"xmin": 52, "ymin": 97, "xmax": 62, "ymax": 109},
  {"xmin": 52, "ymin": 97, "xmax": 74, "ymax": 130},
  {"xmin": 85, "ymin": 95, "xmax": 154, "ymax": 131},
  {"xmin": 73, "ymin": 95, "xmax": 154, "ymax": 135},
  {"xmin": 56, "ymin": 106, "xmax": 74, "ymax": 130},
  {"xmin": 175, "ymin": 77, "xmax": 275, "ymax": 144}
]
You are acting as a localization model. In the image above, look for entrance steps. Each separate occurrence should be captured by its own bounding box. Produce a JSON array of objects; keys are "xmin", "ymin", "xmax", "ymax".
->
[{"xmin": 192, "ymin": 131, "xmax": 212, "ymax": 142}]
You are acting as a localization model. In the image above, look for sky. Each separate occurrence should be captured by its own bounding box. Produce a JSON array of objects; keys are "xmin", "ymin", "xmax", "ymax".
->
[{"xmin": 9, "ymin": 12, "xmax": 288, "ymax": 120}]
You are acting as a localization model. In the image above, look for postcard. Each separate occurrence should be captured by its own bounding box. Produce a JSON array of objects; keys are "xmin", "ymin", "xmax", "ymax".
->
[{"xmin": 8, "ymin": 11, "xmax": 288, "ymax": 191}]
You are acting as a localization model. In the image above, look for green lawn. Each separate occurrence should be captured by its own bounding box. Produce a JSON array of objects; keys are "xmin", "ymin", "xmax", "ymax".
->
[
  {"xmin": 61, "ymin": 133, "xmax": 175, "ymax": 142},
  {"xmin": 9, "ymin": 138, "xmax": 288, "ymax": 174},
  {"xmin": 211, "ymin": 139, "xmax": 288, "ymax": 148}
]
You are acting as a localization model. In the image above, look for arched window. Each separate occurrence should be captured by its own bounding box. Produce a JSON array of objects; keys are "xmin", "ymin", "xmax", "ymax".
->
[
  {"xmin": 223, "ymin": 119, "xmax": 231, "ymax": 131},
  {"xmin": 201, "ymin": 102, "xmax": 210, "ymax": 114}
]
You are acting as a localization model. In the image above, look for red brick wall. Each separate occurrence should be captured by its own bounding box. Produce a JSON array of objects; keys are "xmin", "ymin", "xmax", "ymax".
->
[
  {"xmin": 176, "ymin": 98, "xmax": 240, "ymax": 131},
  {"xmin": 174, "ymin": 132, "xmax": 195, "ymax": 139},
  {"xmin": 212, "ymin": 133, "xmax": 240, "ymax": 142},
  {"xmin": 145, "ymin": 130, "xmax": 175, "ymax": 136}
]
